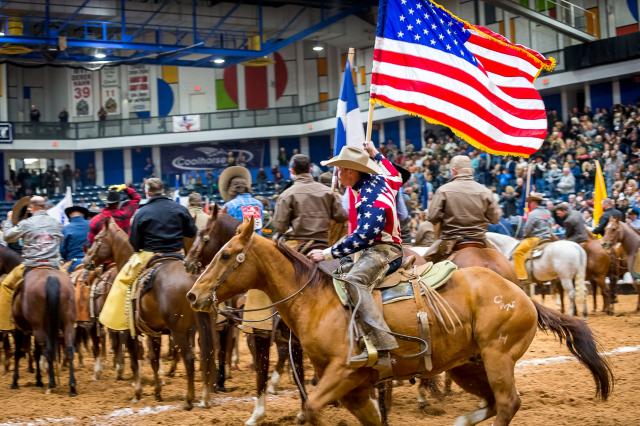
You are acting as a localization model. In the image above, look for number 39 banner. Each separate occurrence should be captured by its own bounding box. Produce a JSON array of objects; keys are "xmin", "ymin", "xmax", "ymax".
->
[{"xmin": 70, "ymin": 69, "xmax": 94, "ymax": 117}]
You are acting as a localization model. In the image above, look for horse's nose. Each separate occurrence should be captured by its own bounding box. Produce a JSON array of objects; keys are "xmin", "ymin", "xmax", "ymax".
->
[{"xmin": 186, "ymin": 290, "xmax": 197, "ymax": 305}]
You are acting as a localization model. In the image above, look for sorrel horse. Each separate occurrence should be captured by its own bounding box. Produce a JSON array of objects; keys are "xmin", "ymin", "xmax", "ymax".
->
[
  {"xmin": 486, "ymin": 232, "xmax": 589, "ymax": 317},
  {"xmin": 83, "ymin": 217, "xmax": 216, "ymax": 409},
  {"xmin": 12, "ymin": 268, "xmax": 77, "ymax": 395},
  {"xmin": 188, "ymin": 219, "xmax": 613, "ymax": 426},
  {"xmin": 184, "ymin": 206, "xmax": 307, "ymax": 425},
  {"xmin": 581, "ymin": 238, "xmax": 612, "ymax": 315},
  {"xmin": 602, "ymin": 217, "xmax": 640, "ymax": 312},
  {"xmin": 71, "ymin": 264, "xmax": 118, "ymax": 380}
]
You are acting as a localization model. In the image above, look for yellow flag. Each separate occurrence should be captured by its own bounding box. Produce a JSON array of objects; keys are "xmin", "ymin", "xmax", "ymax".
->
[{"xmin": 592, "ymin": 160, "xmax": 607, "ymax": 226}]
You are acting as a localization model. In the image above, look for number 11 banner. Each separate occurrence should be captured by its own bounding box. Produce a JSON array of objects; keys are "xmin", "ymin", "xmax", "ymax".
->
[{"xmin": 70, "ymin": 69, "xmax": 94, "ymax": 117}]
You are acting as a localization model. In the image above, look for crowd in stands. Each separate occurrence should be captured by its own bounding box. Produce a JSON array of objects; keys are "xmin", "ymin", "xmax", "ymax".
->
[
  {"xmin": 5, "ymin": 163, "xmax": 97, "ymax": 200},
  {"xmin": 7, "ymin": 102, "xmax": 640, "ymax": 241}
]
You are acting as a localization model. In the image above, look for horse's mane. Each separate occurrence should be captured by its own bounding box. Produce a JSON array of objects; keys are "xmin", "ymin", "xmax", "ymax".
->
[{"xmin": 274, "ymin": 240, "xmax": 329, "ymax": 289}]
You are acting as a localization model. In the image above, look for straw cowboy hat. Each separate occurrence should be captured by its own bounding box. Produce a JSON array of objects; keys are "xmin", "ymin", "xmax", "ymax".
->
[
  {"xmin": 526, "ymin": 192, "xmax": 544, "ymax": 202},
  {"xmin": 219, "ymin": 166, "xmax": 252, "ymax": 202},
  {"xmin": 321, "ymin": 146, "xmax": 382, "ymax": 175},
  {"xmin": 11, "ymin": 196, "xmax": 31, "ymax": 225}
]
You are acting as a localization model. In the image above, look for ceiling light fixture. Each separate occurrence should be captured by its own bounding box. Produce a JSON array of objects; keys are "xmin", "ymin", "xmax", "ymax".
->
[
  {"xmin": 0, "ymin": 32, "xmax": 5, "ymax": 37},
  {"xmin": 213, "ymin": 57, "xmax": 225, "ymax": 64},
  {"xmin": 312, "ymin": 44, "xmax": 324, "ymax": 52},
  {"xmin": 94, "ymin": 51, "xmax": 106, "ymax": 59}
]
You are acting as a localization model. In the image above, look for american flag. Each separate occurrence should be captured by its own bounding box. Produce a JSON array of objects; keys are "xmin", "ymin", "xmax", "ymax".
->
[{"xmin": 371, "ymin": 0, "xmax": 555, "ymax": 157}]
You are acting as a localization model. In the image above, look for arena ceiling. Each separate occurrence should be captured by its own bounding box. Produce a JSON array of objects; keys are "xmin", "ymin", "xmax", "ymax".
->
[{"xmin": 0, "ymin": 0, "xmax": 379, "ymax": 69}]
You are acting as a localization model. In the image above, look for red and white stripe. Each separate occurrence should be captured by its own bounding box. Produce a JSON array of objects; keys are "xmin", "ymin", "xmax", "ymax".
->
[{"xmin": 371, "ymin": 26, "xmax": 552, "ymax": 157}]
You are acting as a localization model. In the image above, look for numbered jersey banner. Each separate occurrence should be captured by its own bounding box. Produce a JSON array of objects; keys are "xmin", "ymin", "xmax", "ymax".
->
[
  {"xmin": 172, "ymin": 115, "xmax": 201, "ymax": 132},
  {"xmin": 101, "ymin": 87, "xmax": 121, "ymax": 115},
  {"xmin": 70, "ymin": 69, "xmax": 94, "ymax": 117},
  {"xmin": 128, "ymin": 65, "xmax": 151, "ymax": 112}
]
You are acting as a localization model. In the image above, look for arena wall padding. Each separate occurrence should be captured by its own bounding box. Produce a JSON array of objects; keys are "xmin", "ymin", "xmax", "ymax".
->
[
  {"xmin": 103, "ymin": 149, "xmax": 125, "ymax": 185},
  {"xmin": 590, "ymin": 81, "xmax": 613, "ymax": 111}
]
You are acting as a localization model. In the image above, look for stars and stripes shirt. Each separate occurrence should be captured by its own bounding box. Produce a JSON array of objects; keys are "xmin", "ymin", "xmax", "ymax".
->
[{"xmin": 323, "ymin": 153, "xmax": 403, "ymax": 259}]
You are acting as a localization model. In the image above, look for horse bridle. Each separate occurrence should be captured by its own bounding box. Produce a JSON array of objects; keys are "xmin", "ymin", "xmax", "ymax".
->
[
  {"xmin": 202, "ymin": 238, "xmax": 318, "ymax": 315},
  {"xmin": 186, "ymin": 231, "xmax": 210, "ymax": 273},
  {"xmin": 85, "ymin": 237, "xmax": 104, "ymax": 271}
]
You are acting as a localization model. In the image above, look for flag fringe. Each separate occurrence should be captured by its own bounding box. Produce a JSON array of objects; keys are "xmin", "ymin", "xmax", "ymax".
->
[
  {"xmin": 370, "ymin": 98, "xmax": 532, "ymax": 158},
  {"xmin": 429, "ymin": 0, "xmax": 556, "ymax": 75}
]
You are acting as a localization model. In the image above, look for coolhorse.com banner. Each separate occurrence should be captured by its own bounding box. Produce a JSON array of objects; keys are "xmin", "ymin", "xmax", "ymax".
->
[{"xmin": 161, "ymin": 141, "xmax": 266, "ymax": 173}]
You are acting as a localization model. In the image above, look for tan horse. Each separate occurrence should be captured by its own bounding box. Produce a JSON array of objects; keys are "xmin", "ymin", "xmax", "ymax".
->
[
  {"xmin": 188, "ymin": 219, "xmax": 613, "ymax": 426},
  {"xmin": 581, "ymin": 238, "xmax": 612, "ymax": 315},
  {"xmin": 602, "ymin": 217, "xmax": 640, "ymax": 312}
]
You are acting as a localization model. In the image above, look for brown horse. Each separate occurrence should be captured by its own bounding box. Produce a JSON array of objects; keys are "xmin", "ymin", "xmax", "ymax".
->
[
  {"xmin": 602, "ymin": 217, "xmax": 640, "ymax": 312},
  {"xmin": 582, "ymin": 238, "xmax": 612, "ymax": 315},
  {"xmin": 188, "ymin": 219, "xmax": 613, "ymax": 425},
  {"xmin": 83, "ymin": 217, "xmax": 216, "ymax": 409},
  {"xmin": 185, "ymin": 206, "xmax": 308, "ymax": 424},
  {"xmin": 12, "ymin": 268, "xmax": 77, "ymax": 395}
]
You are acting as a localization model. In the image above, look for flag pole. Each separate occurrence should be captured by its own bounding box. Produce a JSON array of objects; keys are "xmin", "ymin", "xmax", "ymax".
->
[
  {"xmin": 524, "ymin": 162, "xmax": 532, "ymax": 216},
  {"xmin": 332, "ymin": 47, "xmax": 356, "ymax": 191}
]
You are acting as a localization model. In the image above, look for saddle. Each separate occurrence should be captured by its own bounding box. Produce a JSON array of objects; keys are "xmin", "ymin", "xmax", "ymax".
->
[
  {"xmin": 423, "ymin": 238, "xmax": 487, "ymax": 263},
  {"xmin": 529, "ymin": 240, "xmax": 553, "ymax": 259},
  {"xmin": 130, "ymin": 253, "xmax": 184, "ymax": 337},
  {"xmin": 331, "ymin": 259, "xmax": 459, "ymax": 372}
]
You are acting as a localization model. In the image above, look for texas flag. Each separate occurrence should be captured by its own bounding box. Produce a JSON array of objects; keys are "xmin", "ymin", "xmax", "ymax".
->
[{"xmin": 334, "ymin": 60, "xmax": 365, "ymax": 233}]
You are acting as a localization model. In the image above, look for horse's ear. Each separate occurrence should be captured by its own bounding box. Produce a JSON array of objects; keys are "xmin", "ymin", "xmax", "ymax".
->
[
  {"xmin": 239, "ymin": 217, "xmax": 254, "ymax": 243},
  {"xmin": 211, "ymin": 203, "xmax": 219, "ymax": 220}
]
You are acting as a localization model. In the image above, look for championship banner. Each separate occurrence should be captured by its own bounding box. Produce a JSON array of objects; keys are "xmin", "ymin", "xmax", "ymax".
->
[
  {"xmin": 101, "ymin": 67, "xmax": 120, "ymax": 87},
  {"xmin": 101, "ymin": 68, "xmax": 121, "ymax": 115},
  {"xmin": 172, "ymin": 115, "xmax": 201, "ymax": 132},
  {"xmin": 101, "ymin": 87, "xmax": 121, "ymax": 115},
  {"xmin": 161, "ymin": 141, "xmax": 266, "ymax": 173},
  {"xmin": 128, "ymin": 64, "xmax": 151, "ymax": 112},
  {"xmin": 70, "ymin": 69, "xmax": 94, "ymax": 117}
]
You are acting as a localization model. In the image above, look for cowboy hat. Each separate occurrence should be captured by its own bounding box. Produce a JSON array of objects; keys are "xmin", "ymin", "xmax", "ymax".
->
[
  {"xmin": 526, "ymin": 192, "xmax": 544, "ymax": 202},
  {"xmin": 64, "ymin": 205, "xmax": 90, "ymax": 219},
  {"xmin": 219, "ymin": 166, "xmax": 252, "ymax": 202},
  {"xmin": 11, "ymin": 196, "xmax": 31, "ymax": 225},
  {"xmin": 98, "ymin": 190, "xmax": 122, "ymax": 205},
  {"xmin": 321, "ymin": 146, "xmax": 382, "ymax": 176}
]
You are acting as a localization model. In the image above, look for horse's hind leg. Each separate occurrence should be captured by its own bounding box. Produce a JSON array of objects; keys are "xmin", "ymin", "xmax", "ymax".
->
[
  {"xmin": 11, "ymin": 331, "xmax": 24, "ymax": 389},
  {"xmin": 174, "ymin": 331, "xmax": 195, "ymax": 411},
  {"xmin": 246, "ymin": 332, "xmax": 271, "ymax": 426},
  {"xmin": 91, "ymin": 324, "xmax": 102, "ymax": 380},
  {"xmin": 268, "ymin": 337, "xmax": 287, "ymax": 395},
  {"xmin": 64, "ymin": 323, "xmax": 77, "ymax": 396},
  {"xmin": 125, "ymin": 333, "xmax": 141, "ymax": 402},
  {"xmin": 147, "ymin": 336, "xmax": 163, "ymax": 402},
  {"xmin": 634, "ymin": 279, "xmax": 640, "ymax": 313},
  {"xmin": 447, "ymin": 363, "xmax": 497, "ymax": 425},
  {"xmin": 33, "ymin": 340, "xmax": 43, "ymax": 387},
  {"xmin": 113, "ymin": 331, "xmax": 125, "ymax": 380},
  {"xmin": 2, "ymin": 332, "xmax": 10, "ymax": 374},
  {"xmin": 341, "ymin": 386, "xmax": 382, "ymax": 426},
  {"xmin": 480, "ymin": 349, "xmax": 521, "ymax": 426}
]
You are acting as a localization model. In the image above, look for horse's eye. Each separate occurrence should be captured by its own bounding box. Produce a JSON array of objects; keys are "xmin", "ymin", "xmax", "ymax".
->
[{"xmin": 220, "ymin": 252, "xmax": 231, "ymax": 260}]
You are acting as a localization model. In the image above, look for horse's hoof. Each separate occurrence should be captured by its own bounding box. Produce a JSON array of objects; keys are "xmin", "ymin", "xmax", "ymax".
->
[
  {"xmin": 198, "ymin": 399, "xmax": 211, "ymax": 409},
  {"xmin": 45, "ymin": 388, "xmax": 53, "ymax": 395},
  {"xmin": 35, "ymin": 381, "xmax": 44, "ymax": 388},
  {"xmin": 10, "ymin": 383, "xmax": 18, "ymax": 390},
  {"xmin": 295, "ymin": 411, "xmax": 306, "ymax": 424},
  {"xmin": 131, "ymin": 397, "xmax": 140, "ymax": 403},
  {"xmin": 69, "ymin": 388, "xmax": 78, "ymax": 397},
  {"xmin": 182, "ymin": 401, "xmax": 193, "ymax": 411},
  {"xmin": 267, "ymin": 384, "xmax": 277, "ymax": 395},
  {"xmin": 216, "ymin": 385, "xmax": 229, "ymax": 393},
  {"xmin": 155, "ymin": 393, "xmax": 163, "ymax": 402}
]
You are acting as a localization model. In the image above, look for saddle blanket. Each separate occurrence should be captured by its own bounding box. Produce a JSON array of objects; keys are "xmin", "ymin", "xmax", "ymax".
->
[{"xmin": 332, "ymin": 260, "xmax": 458, "ymax": 306}]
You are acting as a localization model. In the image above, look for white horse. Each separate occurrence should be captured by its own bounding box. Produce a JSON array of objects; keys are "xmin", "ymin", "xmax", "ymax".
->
[{"xmin": 486, "ymin": 232, "xmax": 589, "ymax": 317}]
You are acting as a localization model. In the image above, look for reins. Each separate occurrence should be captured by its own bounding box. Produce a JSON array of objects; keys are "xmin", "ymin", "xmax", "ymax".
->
[{"xmin": 203, "ymin": 238, "xmax": 319, "ymax": 321}]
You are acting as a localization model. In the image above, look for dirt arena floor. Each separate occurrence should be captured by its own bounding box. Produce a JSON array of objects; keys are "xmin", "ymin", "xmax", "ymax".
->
[{"xmin": 0, "ymin": 294, "xmax": 639, "ymax": 425}]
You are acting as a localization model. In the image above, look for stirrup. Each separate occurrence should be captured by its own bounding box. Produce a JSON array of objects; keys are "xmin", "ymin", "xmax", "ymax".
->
[{"xmin": 348, "ymin": 336, "xmax": 378, "ymax": 368}]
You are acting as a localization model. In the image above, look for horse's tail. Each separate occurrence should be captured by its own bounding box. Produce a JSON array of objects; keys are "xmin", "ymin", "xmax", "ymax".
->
[
  {"xmin": 533, "ymin": 300, "xmax": 613, "ymax": 400},
  {"xmin": 45, "ymin": 275, "xmax": 61, "ymax": 362}
]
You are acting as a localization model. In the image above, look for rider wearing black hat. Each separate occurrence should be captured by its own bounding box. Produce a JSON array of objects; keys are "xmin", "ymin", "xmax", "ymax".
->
[
  {"xmin": 61, "ymin": 205, "xmax": 90, "ymax": 272},
  {"xmin": 88, "ymin": 184, "xmax": 141, "ymax": 244}
]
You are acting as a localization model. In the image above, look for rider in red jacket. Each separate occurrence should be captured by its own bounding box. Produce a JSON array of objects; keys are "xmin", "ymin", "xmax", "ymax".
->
[{"xmin": 88, "ymin": 184, "xmax": 141, "ymax": 244}]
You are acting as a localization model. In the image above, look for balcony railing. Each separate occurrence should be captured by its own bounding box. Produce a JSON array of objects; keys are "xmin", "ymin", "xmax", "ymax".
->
[{"xmin": 13, "ymin": 92, "xmax": 374, "ymax": 140}]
